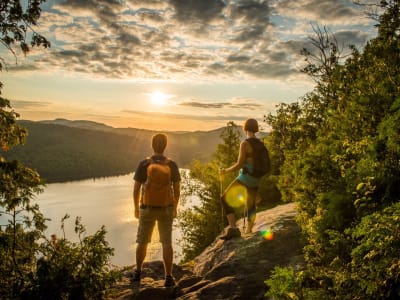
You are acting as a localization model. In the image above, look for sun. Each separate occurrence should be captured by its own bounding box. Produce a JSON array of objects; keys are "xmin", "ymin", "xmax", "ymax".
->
[{"xmin": 149, "ymin": 91, "xmax": 169, "ymax": 106}]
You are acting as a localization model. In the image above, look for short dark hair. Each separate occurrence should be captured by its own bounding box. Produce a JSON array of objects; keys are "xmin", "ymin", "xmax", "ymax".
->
[
  {"xmin": 152, "ymin": 133, "xmax": 168, "ymax": 153},
  {"xmin": 243, "ymin": 118, "xmax": 259, "ymax": 133}
]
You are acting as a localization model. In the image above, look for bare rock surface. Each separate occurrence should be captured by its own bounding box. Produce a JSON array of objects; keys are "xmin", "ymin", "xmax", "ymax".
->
[{"xmin": 108, "ymin": 203, "xmax": 303, "ymax": 300}]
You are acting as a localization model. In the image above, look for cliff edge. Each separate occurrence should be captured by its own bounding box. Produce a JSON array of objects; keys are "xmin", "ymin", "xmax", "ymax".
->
[{"xmin": 109, "ymin": 202, "xmax": 303, "ymax": 300}]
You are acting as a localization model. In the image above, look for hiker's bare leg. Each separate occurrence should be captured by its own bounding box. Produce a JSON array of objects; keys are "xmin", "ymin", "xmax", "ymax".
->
[
  {"xmin": 246, "ymin": 220, "xmax": 254, "ymax": 234},
  {"xmin": 136, "ymin": 243, "xmax": 147, "ymax": 271},
  {"xmin": 226, "ymin": 213, "xmax": 237, "ymax": 228},
  {"xmin": 221, "ymin": 180, "xmax": 241, "ymax": 229},
  {"xmin": 162, "ymin": 243, "xmax": 173, "ymax": 277},
  {"xmin": 245, "ymin": 188, "xmax": 257, "ymax": 234}
]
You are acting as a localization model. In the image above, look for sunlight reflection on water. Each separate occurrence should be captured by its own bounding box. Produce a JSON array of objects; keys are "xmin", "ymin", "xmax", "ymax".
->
[{"xmin": 29, "ymin": 172, "xmax": 197, "ymax": 267}]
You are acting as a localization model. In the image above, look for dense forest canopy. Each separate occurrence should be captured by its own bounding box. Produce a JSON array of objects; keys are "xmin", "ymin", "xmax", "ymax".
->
[{"xmin": 265, "ymin": 1, "xmax": 400, "ymax": 299}]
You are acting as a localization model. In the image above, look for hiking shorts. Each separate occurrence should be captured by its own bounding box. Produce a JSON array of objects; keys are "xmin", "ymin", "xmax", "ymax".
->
[
  {"xmin": 220, "ymin": 179, "xmax": 258, "ymax": 221},
  {"xmin": 136, "ymin": 205, "xmax": 174, "ymax": 244}
]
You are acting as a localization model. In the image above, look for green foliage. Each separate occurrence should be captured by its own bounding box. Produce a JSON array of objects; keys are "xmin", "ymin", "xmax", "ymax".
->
[
  {"xmin": 0, "ymin": 98, "xmax": 27, "ymax": 150},
  {"xmin": 30, "ymin": 215, "xmax": 120, "ymax": 300},
  {"xmin": 214, "ymin": 121, "xmax": 242, "ymax": 166},
  {"xmin": 1, "ymin": 111, "xmax": 120, "ymax": 300},
  {"xmin": 349, "ymin": 202, "xmax": 400, "ymax": 299},
  {"xmin": 1, "ymin": 98, "xmax": 45, "ymax": 298},
  {"xmin": 1, "ymin": 5, "xmax": 119, "ymax": 297},
  {"xmin": 265, "ymin": 267, "xmax": 299, "ymax": 300},
  {"xmin": 257, "ymin": 174, "xmax": 282, "ymax": 208},
  {"xmin": 178, "ymin": 122, "xmax": 240, "ymax": 262},
  {"xmin": 0, "ymin": 0, "xmax": 50, "ymax": 71},
  {"xmin": 177, "ymin": 160, "xmax": 224, "ymax": 261},
  {"xmin": 264, "ymin": 1, "xmax": 400, "ymax": 299},
  {"xmin": 1, "ymin": 116, "xmax": 120, "ymax": 300}
]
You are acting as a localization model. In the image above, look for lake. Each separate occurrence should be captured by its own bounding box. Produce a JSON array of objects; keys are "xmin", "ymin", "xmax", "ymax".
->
[{"xmin": 30, "ymin": 173, "xmax": 193, "ymax": 267}]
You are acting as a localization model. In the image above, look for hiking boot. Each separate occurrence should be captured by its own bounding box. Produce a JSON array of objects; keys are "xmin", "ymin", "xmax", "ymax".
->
[
  {"xmin": 131, "ymin": 269, "xmax": 141, "ymax": 283},
  {"xmin": 164, "ymin": 275, "xmax": 175, "ymax": 287},
  {"xmin": 220, "ymin": 227, "xmax": 241, "ymax": 240}
]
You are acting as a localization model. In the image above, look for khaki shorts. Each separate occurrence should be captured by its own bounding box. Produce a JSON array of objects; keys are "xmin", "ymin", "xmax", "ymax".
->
[{"xmin": 136, "ymin": 206, "xmax": 174, "ymax": 244}]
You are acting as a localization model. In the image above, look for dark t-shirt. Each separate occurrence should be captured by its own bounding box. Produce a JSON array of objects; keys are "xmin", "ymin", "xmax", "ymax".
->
[{"xmin": 133, "ymin": 155, "xmax": 181, "ymax": 183}]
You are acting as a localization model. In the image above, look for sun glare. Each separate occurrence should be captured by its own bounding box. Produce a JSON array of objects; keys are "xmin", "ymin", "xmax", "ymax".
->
[{"xmin": 150, "ymin": 91, "xmax": 169, "ymax": 106}]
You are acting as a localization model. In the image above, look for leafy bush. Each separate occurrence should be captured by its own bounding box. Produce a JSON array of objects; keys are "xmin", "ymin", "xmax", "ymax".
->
[
  {"xmin": 349, "ymin": 202, "xmax": 400, "ymax": 299},
  {"xmin": 30, "ymin": 215, "xmax": 120, "ymax": 300},
  {"xmin": 264, "ymin": 1, "xmax": 400, "ymax": 299},
  {"xmin": 265, "ymin": 267, "xmax": 298, "ymax": 300},
  {"xmin": 177, "ymin": 122, "xmax": 240, "ymax": 262}
]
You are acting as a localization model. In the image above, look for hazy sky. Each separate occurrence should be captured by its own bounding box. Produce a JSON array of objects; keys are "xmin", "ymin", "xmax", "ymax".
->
[{"xmin": 1, "ymin": 0, "xmax": 377, "ymax": 131}]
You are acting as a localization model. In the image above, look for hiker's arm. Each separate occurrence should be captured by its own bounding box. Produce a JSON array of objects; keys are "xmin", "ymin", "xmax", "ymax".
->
[
  {"xmin": 221, "ymin": 141, "xmax": 248, "ymax": 174},
  {"xmin": 133, "ymin": 180, "xmax": 142, "ymax": 219},
  {"xmin": 172, "ymin": 181, "xmax": 180, "ymax": 218}
]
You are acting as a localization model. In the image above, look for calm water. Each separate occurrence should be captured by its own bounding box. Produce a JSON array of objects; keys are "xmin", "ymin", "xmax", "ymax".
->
[{"xmin": 32, "ymin": 173, "xmax": 191, "ymax": 267}]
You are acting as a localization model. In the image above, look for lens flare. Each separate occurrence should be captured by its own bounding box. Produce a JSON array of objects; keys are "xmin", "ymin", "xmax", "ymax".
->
[
  {"xmin": 225, "ymin": 185, "xmax": 248, "ymax": 208},
  {"xmin": 261, "ymin": 228, "xmax": 274, "ymax": 241}
]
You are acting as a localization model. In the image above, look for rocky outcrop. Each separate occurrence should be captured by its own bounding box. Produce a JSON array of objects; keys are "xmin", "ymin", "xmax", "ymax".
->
[{"xmin": 109, "ymin": 203, "xmax": 303, "ymax": 300}]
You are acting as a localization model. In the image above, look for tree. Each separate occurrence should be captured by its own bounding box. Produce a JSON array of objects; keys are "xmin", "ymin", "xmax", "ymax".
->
[
  {"xmin": 1, "ymin": 0, "xmax": 51, "ymax": 164},
  {"xmin": 1, "ymin": 2, "xmax": 119, "ymax": 298},
  {"xmin": 0, "ymin": 0, "xmax": 50, "ymax": 72},
  {"xmin": 265, "ymin": 1, "xmax": 400, "ymax": 298},
  {"xmin": 178, "ymin": 122, "xmax": 241, "ymax": 262},
  {"xmin": 0, "ymin": 2, "xmax": 50, "ymax": 296}
]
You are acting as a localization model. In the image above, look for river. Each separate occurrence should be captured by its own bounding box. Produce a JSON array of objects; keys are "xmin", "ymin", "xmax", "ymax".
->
[{"xmin": 30, "ymin": 173, "xmax": 193, "ymax": 267}]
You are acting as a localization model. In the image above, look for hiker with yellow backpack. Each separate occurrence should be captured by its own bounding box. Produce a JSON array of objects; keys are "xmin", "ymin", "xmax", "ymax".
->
[
  {"xmin": 219, "ymin": 118, "xmax": 270, "ymax": 240},
  {"xmin": 132, "ymin": 133, "xmax": 181, "ymax": 287}
]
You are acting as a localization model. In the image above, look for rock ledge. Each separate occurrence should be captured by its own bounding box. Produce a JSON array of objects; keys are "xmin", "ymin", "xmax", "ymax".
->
[{"xmin": 109, "ymin": 203, "xmax": 303, "ymax": 300}]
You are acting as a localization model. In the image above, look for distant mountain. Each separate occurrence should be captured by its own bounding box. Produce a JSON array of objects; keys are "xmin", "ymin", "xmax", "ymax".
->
[
  {"xmin": 2, "ymin": 120, "xmax": 226, "ymax": 183},
  {"xmin": 39, "ymin": 118, "xmax": 115, "ymax": 131}
]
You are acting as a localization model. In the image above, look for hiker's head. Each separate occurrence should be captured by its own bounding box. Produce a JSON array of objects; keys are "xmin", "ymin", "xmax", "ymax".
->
[
  {"xmin": 152, "ymin": 133, "xmax": 168, "ymax": 154},
  {"xmin": 243, "ymin": 118, "xmax": 259, "ymax": 133}
]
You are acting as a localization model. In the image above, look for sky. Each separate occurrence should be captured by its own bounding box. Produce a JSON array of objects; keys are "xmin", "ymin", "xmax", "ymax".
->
[{"xmin": 1, "ymin": 0, "xmax": 378, "ymax": 131}]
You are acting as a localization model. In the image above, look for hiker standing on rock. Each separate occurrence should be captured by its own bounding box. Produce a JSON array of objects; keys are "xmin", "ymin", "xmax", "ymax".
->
[
  {"xmin": 219, "ymin": 118, "xmax": 270, "ymax": 240},
  {"xmin": 132, "ymin": 133, "xmax": 181, "ymax": 287}
]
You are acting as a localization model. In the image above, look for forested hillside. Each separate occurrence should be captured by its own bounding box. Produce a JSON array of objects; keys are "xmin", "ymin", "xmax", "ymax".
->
[{"xmin": 1, "ymin": 120, "xmax": 224, "ymax": 182}]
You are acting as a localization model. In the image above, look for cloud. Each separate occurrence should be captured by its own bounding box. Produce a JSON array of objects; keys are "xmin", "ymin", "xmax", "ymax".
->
[
  {"xmin": 178, "ymin": 101, "xmax": 230, "ymax": 109},
  {"xmin": 56, "ymin": 0, "xmax": 124, "ymax": 15},
  {"xmin": 229, "ymin": 98, "xmax": 265, "ymax": 110},
  {"xmin": 227, "ymin": 0, "xmax": 271, "ymax": 24},
  {"xmin": 10, "ymin": 100, "xmax": 53, "ymax": 109},
  {"xmin": 177, "ymin": 98, "xmax": 264, "ymax": 110},
  {"xmin": 12, "ymin": 0, "xmax": 375, "ymax": 81},
  {"xmin": 7, "ymin": 64, "xmax": 40, "ymax": 72},
  {"xmin": 131, "ymin": 9, "xmax": 166, "ymax": 25},
  {"xmin": 122, "ymin": 109, "xmax": 248, "ymax": 122},
  {"xmin": 334, "ymin": 30, "xmax": 370, "ymax": 47},
  {"xmin": 226, "ymin": 54, "xmax": 251, "ymax": 63},
  {"xmin": 169, "ymin": 0, "xmax": 226, "ymax": 23},
  {"xmin": 275, "ymin": 0, "xmax": 366, "ymax": 25}
]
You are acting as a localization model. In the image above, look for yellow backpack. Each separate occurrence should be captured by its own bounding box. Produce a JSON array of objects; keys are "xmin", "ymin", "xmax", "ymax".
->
[{"xmin": 142, "ymin": 157, "xmax": 173, "ymax": 207}]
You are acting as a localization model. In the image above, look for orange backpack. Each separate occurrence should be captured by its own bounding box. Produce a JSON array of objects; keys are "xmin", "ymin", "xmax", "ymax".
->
[{"xmin": 142, "ymin": 158, "xmax": 173, "ymax": 207}]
